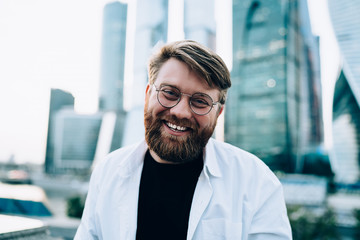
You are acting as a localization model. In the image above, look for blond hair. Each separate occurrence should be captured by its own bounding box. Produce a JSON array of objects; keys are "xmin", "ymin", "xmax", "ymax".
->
[{"xmin": 148, "ymin": 40, "xmax": 231, "ymax": 104}]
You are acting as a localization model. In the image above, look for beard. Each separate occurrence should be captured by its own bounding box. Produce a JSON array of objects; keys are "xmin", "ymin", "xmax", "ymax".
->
[{"xmin": 144, "ymin": 110, "xmax": 216, "ymax": 164}]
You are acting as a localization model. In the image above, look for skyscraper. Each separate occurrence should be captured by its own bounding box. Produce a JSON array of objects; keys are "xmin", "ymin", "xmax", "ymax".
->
[
  {"xmin": 52, "ymin": 108, "xmax": 102, "ymax": 173},
  {"xmin": 100, "ymin": 2, "xmax": 127, "ymax": 112},
  {"xmin": 45, "ymin": 89, "xmax": 74, "ymax": 174},
  {"xmin": 332, "ymin": 71, "xmax": 360, "ymax": 183},
  {"xmin": 184, "ymin": 0, "xmax": 216, "ymax": 49},
  {"xmin": 328, "ymin": 0, "xmax": 360, "ymax": 183},
  {"xmin": 99, "ymin": 1, "xmax": 128, "ymax": 151},
  {"xmin": 131, "ymin": 0, "xmax": 168, "ymax": 108},
  {"xmin": 45, "ymin": 89, "xmax": 104, "ymax": 174},
  {"xmin": 44, "ymin": 2, "xmax": 129, "ymax": 173},
  {"xmin": 226, "ymin": 0, "xmax": 323, "ymax": 172},
  {"xmin": 122, "ymin": 0, "xmax": 168, "ymax": 146}
]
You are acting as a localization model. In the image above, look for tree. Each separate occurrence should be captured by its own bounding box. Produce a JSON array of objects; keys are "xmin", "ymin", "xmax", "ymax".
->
[
  {"xmin": 288, "ymin": 205, "xmax": 340, "ymax": 240},
  {"xmin": 66, "ymin": 195, "xmax": 85, "ymax": 218}
]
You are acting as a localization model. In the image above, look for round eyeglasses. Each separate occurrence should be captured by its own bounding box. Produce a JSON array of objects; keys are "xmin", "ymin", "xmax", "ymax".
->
[{"xmin": 153, "ymin": 84, "xmax": 220, "ymax": 115}]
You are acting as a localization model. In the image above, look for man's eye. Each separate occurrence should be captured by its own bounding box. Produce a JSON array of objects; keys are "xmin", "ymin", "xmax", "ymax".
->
[
  {"xmin": 162, "ymin": 89, "xmax": 179, "ymax": 100},
  {"xmin": 164, "ymin": 90, "xmax": 176, "ymax": 96},
  {"xmin": 192, "ymin": 98, "xmax": 210, "ymax": 108}
]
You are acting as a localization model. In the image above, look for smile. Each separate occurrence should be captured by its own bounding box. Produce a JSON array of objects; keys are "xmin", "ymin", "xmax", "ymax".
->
[{"xmin": 165, "ymin": 121, "xmax": 188, "ymax": 132}]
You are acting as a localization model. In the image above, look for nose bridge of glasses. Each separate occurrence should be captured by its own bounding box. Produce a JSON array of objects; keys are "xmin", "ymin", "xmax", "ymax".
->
[
  {"xmin": 176, "ymin": 92, "xmax": 192, "ymax": 109},
  {"xmin": 180, "ymin": 92, "xmax": 193, "ymax": 99},
  {"xmin": 166, "ymin": 91, "xmax": 193, "ymax": 118}
]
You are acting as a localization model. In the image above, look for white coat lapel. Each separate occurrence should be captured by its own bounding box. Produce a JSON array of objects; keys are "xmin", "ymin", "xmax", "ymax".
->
[
  {"xmin": 113, "ymin": 141, "xmax": 147, "ymax": 239},
  {"xmin": 186, "ymin": 138, "xmax": 222, "ymax": 239},
  {"xmin": 186, "ymin": 169, "xmax": 213, "ymax": 240}
]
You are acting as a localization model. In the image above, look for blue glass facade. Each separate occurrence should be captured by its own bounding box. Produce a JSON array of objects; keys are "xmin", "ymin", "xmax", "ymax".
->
[
  {"xmin": 332, "ymin": 71, "xmax": 360, "ymax": 183},
  {"xmin": 99, "ymin": 2, "xmax": 127, "ymax": 113},
  {"xmin": 226, "ymin": 0, "xmax": 323, "ymax": 172},
  {"xmin": 328, "ymin": 0, "xmax": 360, "ymax": 183},
  {"xmin": 45, "ymin": 89, "xmax": 74, "ymax": 174},
  {"xmin": 53, "ymin": 109, "xmax": 102, "ymax": 172},
  {"xmin": 99, "ymin": 2, "xmax": 128, "ymax": 151}
]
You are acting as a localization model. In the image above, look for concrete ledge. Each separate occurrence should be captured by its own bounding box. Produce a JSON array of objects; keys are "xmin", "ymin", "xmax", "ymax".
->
[{"xmin": 0, "ymin": 215, "xmax": 56, "ymax": 240}]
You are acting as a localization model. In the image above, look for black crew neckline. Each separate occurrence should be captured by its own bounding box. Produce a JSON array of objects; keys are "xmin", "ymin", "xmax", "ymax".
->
[{"xmin": 136, "ymin": 150, "xmax": 204, "ymax": 240}]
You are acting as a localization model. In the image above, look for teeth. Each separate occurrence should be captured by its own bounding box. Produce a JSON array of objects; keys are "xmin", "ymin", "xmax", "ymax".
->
[{"xmin": 167, "ymin": 122, "xmax": 187, "ymax": 131}]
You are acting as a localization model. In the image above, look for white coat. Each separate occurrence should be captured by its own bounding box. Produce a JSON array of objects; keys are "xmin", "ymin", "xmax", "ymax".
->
[{"xmin": 75, "ymin": 138, "xmax": 292, "ymax": 239}]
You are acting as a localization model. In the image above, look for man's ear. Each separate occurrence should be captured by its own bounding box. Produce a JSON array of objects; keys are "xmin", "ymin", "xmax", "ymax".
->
[
  {"xmin": 218, "ymin": 105, "xmax": 224, "ymax": 116},
  {"xmin": 145, "ymin": 84, "xmax": 150, "ymax": 96}
]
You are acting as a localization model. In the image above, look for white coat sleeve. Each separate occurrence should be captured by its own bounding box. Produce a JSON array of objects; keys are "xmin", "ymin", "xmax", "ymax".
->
[
  {"xmin": 248, "ymin": 183, "xmax": 292, "ymax": 240},
  {"xmin": 74, "ymin": 164, "xmax": 103, "ymax": 240}
]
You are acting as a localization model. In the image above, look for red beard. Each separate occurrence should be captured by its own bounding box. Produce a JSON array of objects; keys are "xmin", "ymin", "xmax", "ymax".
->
[{"xmin": 144, "ymin": 110, "xmax": 216, "ymax": 163}]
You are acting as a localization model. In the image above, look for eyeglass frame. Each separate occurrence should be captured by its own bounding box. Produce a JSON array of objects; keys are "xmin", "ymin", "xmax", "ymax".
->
[{"xmin": 152, "ymin": 83, "xmax": 221, "ymax": 116}]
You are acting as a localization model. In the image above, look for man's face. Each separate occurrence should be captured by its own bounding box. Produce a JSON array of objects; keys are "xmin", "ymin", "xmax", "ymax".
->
[{"xmin": 144, "ymin": 58, "xmax": 223, "ymax": 164}]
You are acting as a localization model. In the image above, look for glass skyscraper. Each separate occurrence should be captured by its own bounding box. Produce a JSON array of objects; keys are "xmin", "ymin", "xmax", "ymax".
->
[
  {"xmin": 99, "ymin": 2, "xmax": 127, "ymax": 112},
  {"xmin": 328, "ymin": 0, "xmax": 360, "ymax": 183},
  {"xmin": 131, "ymin": 0, "xmax": 168, "ymax": 108},
  {"xmin": 99, "ymin": 2, "xmax": 128, "ymax": 151},
  {"xmin": 52, "ymin": 108, "xmax": 102, "ymax": 173},
  {"xmin": 184, "ymin": 0, "xmax": 216, "ymax": 49},
  {"xmin": 122, "ymin": 0, "xmax": 168, "ymax": 146},
  {"xmin": 45, "ymin": 89, "xmax": 74, "ymax": 174},
  {"xmin": 45, "ymin": 2, "xmax": 128, "ymax": 173},
  {"xmin": 45, "ymin": 89, "xmax": 103, "ymax": 174},
  {"xmin": 332, "ymin": 71, "xmax": 360, "ymax": 183},
  {"xmin": 225, "ymin": 0, "xmax": 323, "ymax": 172}
]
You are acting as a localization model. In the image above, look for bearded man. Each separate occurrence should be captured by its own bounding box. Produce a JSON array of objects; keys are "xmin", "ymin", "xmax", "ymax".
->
[{"xmin": 75, "ymin": 40, "xmax": 292, "ymax": 240}]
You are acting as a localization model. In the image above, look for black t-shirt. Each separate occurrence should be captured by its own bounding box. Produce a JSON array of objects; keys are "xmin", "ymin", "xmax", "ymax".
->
[{"xmin": 136, "ymin": 150, "xmax": 203, "ymax": 240}]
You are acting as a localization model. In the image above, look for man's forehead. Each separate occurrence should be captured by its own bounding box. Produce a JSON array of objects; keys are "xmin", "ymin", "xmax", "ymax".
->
[{"xmin": 156, "ymin": 59, "xmax": 215, "ymax": 88}]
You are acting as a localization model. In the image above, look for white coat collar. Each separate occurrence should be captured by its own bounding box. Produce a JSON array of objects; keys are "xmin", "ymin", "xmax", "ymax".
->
[
  {"xmin": 115, "ymin": 140, "xmax": 148, "ymax": 177},
  {"xmin": 203, "ymin": 138, "xmax": 222, "ymax": 178}
]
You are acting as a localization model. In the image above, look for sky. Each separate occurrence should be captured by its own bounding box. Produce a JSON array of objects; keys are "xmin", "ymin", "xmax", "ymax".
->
[
  {"xmin": 0, "ymin": 0, "xmax": 339, "ymax": 164},
  {"xmin": 0, "ymin": 0, "xmax": 109, "ymax": 164}
]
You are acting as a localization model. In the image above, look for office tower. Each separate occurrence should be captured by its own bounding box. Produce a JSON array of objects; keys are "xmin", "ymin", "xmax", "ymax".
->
[
  {"xmin": 122, "ymin": 0, "xmax": 168, "ymax": 146},
  {"xmin": 184, "ymin": 0, "xmax": 216, "ymax": 49},
  {"xmin": 45, "ymin": 89, "xmax": 74, "ymax": 174},
  {"xmin": 328, "ymin": 1, "xmax": 360, "ymax": 183},
  {"xmin": 100, "ymin": 1, "xmax": 127, "ymax": 112},
  {"xmin": 226, "ymin": 0, "xmax": 323, "ymax": 172},
  {"xmin": 332, "ymin": 71, "xmax": 360, "ymax": 183},
  {"xmin": 99, "ymin": 1, "xmax": 128, "ymax": 151},
  {"xmin": 131, "ymin": 0, "xmax": 168, "ymax": 107},
  {"xmin": 52, "ymin": 108, "xmax": 102, "ymax": 173}
]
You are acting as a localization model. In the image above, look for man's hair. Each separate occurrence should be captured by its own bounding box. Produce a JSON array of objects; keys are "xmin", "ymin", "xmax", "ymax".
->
[{"xmin": 148, "ymin": 40, "xmax": 231, "ymax": 104}]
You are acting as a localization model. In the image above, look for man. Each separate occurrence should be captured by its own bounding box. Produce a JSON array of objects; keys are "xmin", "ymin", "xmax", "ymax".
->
[{"xmin": 75, "ymin": 40, "xmax": 292, "ymax": 239}]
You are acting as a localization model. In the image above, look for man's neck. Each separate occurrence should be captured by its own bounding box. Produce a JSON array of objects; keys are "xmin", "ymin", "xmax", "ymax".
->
[{"xmin": 149, "ymin": 150, "xmax": 177, "ymax": 164}]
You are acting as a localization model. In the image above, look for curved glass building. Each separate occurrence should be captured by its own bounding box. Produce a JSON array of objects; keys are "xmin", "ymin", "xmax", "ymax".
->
[
  {"xmin": 328, "ymin": 0, "xmax": 360, "ymax": 183},
  {"xmin": 226, "ymin": 0, "xmax": 323, "ymax": 172}
]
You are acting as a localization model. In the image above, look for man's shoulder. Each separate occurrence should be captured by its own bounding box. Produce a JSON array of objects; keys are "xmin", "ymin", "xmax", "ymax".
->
[
  {"xmin": 93, "ymin": 140, "xmax": 147, "ymax": 174},
  {"xmin": 207, "ymin": 138, "xmax": 279, "ymax": 181},
  {"xmin": 208, "ymin": 138, "xmax": 262, "ymax": 164}
]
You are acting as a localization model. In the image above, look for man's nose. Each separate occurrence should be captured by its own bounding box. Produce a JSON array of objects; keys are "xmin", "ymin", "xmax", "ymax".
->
[{"xmin": 169, "ymin": 96, "xmax": 193, "ymax": 119}]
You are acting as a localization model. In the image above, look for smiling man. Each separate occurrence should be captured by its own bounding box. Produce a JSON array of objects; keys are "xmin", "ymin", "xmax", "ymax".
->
[{"xmin": 75, "ymin": 40, "xmax": 292, "ymax": 240}]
